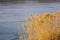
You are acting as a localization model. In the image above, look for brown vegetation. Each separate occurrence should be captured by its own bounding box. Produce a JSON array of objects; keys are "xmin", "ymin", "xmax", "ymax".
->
[{"xmin": 19, "ymin": 11, "xmax": 60, "ymax": 40}]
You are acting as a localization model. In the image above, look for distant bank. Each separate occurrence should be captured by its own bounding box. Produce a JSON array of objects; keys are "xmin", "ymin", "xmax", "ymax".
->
[{"xmin": 0, "ymin": 0, "xmax": 60, "ymax": 4}]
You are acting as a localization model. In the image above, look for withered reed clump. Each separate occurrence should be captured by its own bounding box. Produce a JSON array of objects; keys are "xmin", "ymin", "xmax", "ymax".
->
[{"xmin": 18, "ymin": 11, "xmax": 60, "ymax": 40}]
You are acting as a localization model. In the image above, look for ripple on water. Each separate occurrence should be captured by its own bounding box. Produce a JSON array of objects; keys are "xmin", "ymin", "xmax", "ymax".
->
[{"xmin": 0, "ymin": 33, "xmax": 18, "ymax": 40}]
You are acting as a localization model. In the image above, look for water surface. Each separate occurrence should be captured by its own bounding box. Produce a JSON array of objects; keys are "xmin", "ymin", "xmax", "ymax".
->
[{"xmin": 0, "ymin": 2, "xmax": 60, "ymax": 40}]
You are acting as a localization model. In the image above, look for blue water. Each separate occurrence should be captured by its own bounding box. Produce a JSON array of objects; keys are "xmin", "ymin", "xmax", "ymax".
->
[
  {"xmin": 0, "ymin": 2, "xmax": 60, "ymax": 40},
  {"xmin": 0, "ymin": 22, "xmax": 19, "ymax": 40}
]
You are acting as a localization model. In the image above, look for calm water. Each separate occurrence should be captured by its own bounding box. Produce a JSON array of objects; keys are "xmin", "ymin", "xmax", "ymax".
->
[{"xmin": 0, "ymin": 2, "xmax": 60, "ymax": 40}]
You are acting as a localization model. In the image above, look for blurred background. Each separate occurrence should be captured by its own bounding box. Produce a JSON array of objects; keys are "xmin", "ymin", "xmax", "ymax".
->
[
  {"xmin": 0, "ymin": 0, "xmax": 60, "ymax": 2},
  {"xmin": 0, "ymin": 0, "xmax": 60, "ymax": 3},
  {"xmin": 0, "ymin": 0, "xmax": 60, "ymax": 40}
]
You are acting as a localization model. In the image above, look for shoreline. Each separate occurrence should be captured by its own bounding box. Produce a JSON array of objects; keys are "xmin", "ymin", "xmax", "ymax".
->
[{"xmin": 0, "ymin": 1, "xmax": 60, "ymax": 5}]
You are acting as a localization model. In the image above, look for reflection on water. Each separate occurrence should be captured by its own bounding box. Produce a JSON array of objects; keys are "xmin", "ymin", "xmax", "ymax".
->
[{"xmin": 0, "ymin": 2, "xmax": 60, "ymax": 40}]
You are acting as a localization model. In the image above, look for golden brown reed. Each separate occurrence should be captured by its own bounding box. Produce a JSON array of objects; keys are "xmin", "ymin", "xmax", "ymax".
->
[{"xmin": 19, "ymin": 11, "xmax": 60, "ymax": 40}]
